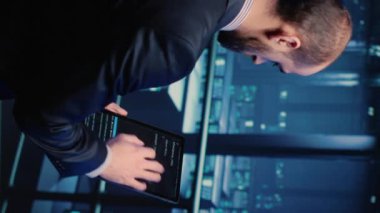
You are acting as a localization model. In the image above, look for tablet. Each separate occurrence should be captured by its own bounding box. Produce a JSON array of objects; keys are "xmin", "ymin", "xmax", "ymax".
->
[{"xmin": 84, "ymin": 111, "xmax": 184, "ymax": 204}]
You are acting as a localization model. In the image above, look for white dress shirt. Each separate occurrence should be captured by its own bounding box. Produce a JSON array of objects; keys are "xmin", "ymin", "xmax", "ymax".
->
[{"xmin": 221, "ymin": 0, "xmax": 254, "ymax": 31}]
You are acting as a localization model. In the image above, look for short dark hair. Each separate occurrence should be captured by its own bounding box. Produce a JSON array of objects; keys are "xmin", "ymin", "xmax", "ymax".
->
[{"xmin": 275, "ymin": 0, "xmax": 352, "ymax": 66}]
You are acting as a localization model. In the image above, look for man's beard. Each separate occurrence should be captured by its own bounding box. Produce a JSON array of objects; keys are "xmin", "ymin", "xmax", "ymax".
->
[{"xmin": 217, "ymin": 31, "xmax": 269, "ymax": 53}]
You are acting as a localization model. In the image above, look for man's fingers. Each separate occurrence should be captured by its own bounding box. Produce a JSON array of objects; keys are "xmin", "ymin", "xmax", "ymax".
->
[
  {"xmin": 142, "ymin": 148, "xmax": 156, "ymax": 159},
  {"xmin": 143, "ymin": 161, "xmax": 165, "ymax": 174},
  {"xmin": 129, "ymin": 179, "xmax": 147, "ymax": 191},
  {"xmin": 107, "ymin": 102, "xmax": 128, "ymax": 116},
  {"xmin": 138, "ymin": 171, "xmax": 162, "ymax": 183},
  {"xmin": 116, "ymin": 134, "xmax": 144, "ymax": 146},
  {"xmin": 105, "ymin": 102, "xmax": 128, "ymax": 116}
]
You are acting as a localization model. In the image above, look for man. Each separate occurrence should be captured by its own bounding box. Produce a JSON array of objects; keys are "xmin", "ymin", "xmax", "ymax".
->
[{"xmin": 0, "ymin": 0, "xmax": 352, "ymax": 191}]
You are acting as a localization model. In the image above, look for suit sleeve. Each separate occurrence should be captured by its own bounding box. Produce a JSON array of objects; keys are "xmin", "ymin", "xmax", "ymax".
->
[{"xmin": 13, "ymin": 90, "xmax": 109, "ymax": 177}]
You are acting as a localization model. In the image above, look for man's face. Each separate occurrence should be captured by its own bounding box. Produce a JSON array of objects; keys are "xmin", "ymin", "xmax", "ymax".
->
[{"xmin": 217, "ymin": 31, "xmax": 330, "ymax": 76}]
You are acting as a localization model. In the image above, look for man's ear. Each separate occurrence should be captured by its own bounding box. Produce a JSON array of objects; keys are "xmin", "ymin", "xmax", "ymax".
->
[{"xmin": 269, "ymin": 35, "xmax": 301, "ymax": 52}]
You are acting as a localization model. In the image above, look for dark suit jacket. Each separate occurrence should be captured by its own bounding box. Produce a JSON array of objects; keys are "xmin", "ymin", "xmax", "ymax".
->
[{"xmin": 0, "ymin": 0, "xmax": 244, "ymax": 176}]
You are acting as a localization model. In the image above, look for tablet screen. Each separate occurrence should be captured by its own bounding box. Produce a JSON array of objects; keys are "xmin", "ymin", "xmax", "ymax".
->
[{"xmin": 84, "ymin": 111, "xmax": 184, "ymax": 203}]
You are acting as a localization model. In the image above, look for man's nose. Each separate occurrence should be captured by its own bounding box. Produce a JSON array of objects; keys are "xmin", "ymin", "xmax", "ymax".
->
[{"xmin": 252, "ymin": 55, "xmax": 267, "ymax": 65}]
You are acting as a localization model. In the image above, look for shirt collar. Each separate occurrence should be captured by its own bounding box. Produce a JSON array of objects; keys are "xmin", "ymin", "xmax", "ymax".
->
[{"xmin": 221, "ymin": 0, "xmax": 254, "ymax": 31}]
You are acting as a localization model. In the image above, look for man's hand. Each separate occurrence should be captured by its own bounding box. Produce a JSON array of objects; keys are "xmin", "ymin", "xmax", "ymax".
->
[
  {"xmin": 100, "ymin": 134, "xmax": 165, "ymax": 191},
  {"xmin": 105, "ymin": 102, "xmax": 128, "ymax": 116}
]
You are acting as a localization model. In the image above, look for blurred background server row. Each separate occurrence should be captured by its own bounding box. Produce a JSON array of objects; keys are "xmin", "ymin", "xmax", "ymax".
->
[{"xmin": 1, "ymin": 0, "xmax": 380, "ymax": 212}]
